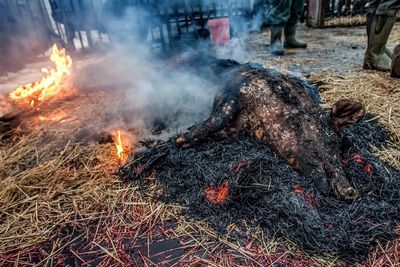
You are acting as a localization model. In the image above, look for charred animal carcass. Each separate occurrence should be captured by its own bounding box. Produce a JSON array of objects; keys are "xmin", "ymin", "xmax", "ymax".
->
[{"xmin": 176, "ymin": 59, "xmax": 365, "ymax": 201}]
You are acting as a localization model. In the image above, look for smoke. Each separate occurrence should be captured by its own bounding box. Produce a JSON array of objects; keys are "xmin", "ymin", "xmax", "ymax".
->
[
  {"xmin": 102, "ymin": 45, "xmax": 219, "ymax": 138},
  {"xmin": 1, "ymin": 0, "xmax": 268, "ymax": 143},
  {"xmin": 71, "ymin": 1, "xmax": 270, "ymax": 141},
  {"xmin": 217, "ymin": 10, "xmax": 266, "ymax": 62},
  {"xmin": 69, "ymin": 1, "xmax": 274, "ymax": 143},
  {"xmin": 74, "ymin": 6, "xmax": 224, "ymax": 141}
]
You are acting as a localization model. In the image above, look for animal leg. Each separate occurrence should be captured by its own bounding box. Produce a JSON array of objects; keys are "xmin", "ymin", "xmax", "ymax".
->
[
  {"xmin": 176, "ymin": 93, "xmax": 242, "ymax": 146},
  {"xmin": 324, "ymin": 163, "xmax": 358, "ymax": 201}
]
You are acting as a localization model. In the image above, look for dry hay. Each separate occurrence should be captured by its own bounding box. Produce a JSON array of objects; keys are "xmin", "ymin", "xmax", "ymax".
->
[
  {"xmin": 392, "ymin": 24, "xmax": 400, "ymax": 43},
  {"xmin": 310, "ymin": 71, "xmax": 400, "ymax": 170},
  {"xmin": 0, "ymin": 132, "xmax": 322, "ymax": 266},
  {"xmin": 324, "ymin": 14, "xmax": 400, "ymax": 28},
  {"xmin": 1, "ymin": 35, "xmax": 400, "ymax": 265},
  {"xmin": 0, "ymin": 87, "xmax": 325, "ymax": 266},
  {"xmin": 309, "ymin": 70, "xmax": 400, "ymax": 266}
]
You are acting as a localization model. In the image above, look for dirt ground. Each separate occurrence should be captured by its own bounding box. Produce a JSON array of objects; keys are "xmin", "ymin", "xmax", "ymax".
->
[
  {"xmin": 249, "ymin": 24, "xmax": 400, "ymax": 74},
  {"xmin": 1, "ymin": 23, "xmax": 400, "ymax": 266}
]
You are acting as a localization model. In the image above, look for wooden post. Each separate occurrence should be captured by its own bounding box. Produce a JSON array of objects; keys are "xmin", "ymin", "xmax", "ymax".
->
[{"xmin": 306, "ymin": 0, "xmax": 325, "ymax": 28}]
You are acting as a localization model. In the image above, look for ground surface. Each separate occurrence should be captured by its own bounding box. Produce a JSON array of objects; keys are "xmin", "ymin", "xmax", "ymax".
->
[{"xmin": 0, "ymin": 24, "xmax": 400, "ymax": 266}]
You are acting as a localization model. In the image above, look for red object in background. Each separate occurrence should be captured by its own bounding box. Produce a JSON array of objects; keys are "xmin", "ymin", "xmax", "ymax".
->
[
  {"xmin": 204, "ymin": 180, "xmax": 229, "ymax": 204},
  {"xmin": 208, "ymin": 18, "xmax": 230, "ymax": 45}
]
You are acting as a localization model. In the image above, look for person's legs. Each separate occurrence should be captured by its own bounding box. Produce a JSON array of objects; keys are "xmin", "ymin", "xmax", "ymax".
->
[
  {"xmin": 284, "ymin": 0, "xmax": 307, "ymax": 48},
  {"xmin": 268, "ymin": 0, "xmax": 292, "ymax": 56},
  {"xmin": 366, "ymin": 0, "xmax": 393, "ymax": 57},
  {"xmin": 268, "ymin": 0, "xmax": 291, "ymax": 25},
  {"xmin": 375, "ymin": 0, "xmax": 400, "ymax": 14},
  {"xmin": 364, "ymin": 0, "xmax": 399, "ymax": 71}
]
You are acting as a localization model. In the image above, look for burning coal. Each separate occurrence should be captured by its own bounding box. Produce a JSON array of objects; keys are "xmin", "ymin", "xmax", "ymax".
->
[
  {"xmin": 204, "ymin": 180, "xmax": 229, "ymax": 205},
  {"xmin": 8, "ymin": 44, "xmax": 72, "ymax": 108}
]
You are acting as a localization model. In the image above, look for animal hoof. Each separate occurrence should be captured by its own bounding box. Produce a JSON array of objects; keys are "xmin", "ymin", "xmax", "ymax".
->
[
  {"xmin": 340, "ymin": 187, "xmax": 358, "ymax": 201},
  {"xmin": 176, "ymin": 136, "xmax": 186, "ymax": 144}
]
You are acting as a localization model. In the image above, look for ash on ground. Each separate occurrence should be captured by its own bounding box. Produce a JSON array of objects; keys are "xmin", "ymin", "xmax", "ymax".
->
[{"xmin": 120, "ymin": 115, "xmax": 399, "ymax": 262}]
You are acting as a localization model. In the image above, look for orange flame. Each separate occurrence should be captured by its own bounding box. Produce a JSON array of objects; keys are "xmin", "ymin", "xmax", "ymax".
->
[
  {"xmin": 204, "ymin": 180, "xmax": 229, "ymax": 204},
  {"xmin": 9, "ymin": 44, "xmax": 72, "ymax": 107},
  {"xmin": 115, "ymin": 130, "xmax": 125, "ymax": 160}
]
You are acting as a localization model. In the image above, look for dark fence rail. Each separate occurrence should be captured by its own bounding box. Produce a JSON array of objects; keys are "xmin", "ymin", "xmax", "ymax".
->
[
  {"xmin": 1, "ymin": 0, "xmax": 393, "ymax": 62},
  {"xmin": 47, "ymin": 0, "xmax": 265, "ymax": 51},
  {"xmin": 0, "ymin": 0, "xmax": 54, "ymax": 74},
  {"xmin": 307, "ymin": 0, "xmax": 399, "ymax": 28},
  {"xmin": 323, "ymin": 0, "xmax": 369, "ymax": 27}
]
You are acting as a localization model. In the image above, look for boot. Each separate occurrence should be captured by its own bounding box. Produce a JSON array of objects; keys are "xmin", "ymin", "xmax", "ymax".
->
[
  {"xmin": 284, "ymin": 24, "xmax": 307, "ymax": 49},
  {"xmin": 363, "ymin": 14, "xmax": 396, "ymax": 71},
  {"xmin": 366, "ymin": 12, "xmax": 392, "ymax": 58},
  {"xmin": 391, "ymin": 44, "xmax": 400, "ymax": 78},
  {"xmin": 270, "ymin": 25, "xmax": 284, "ymax": 56}
]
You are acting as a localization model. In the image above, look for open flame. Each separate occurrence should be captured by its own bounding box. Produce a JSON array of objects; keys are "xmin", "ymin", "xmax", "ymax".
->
[
  {"xmin": 9, "ymin": 44, "xmax": 72, "ymax": 108},
  {"xmin": 115, "ymin": 130, "xmax": 125, "ymax": 161}
]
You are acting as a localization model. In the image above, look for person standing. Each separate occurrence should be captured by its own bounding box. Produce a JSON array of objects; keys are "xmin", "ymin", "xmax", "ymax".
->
[
  {"xmin": 364, "ymin": 0, "xmax": 400, "ymax": 71},
  {"xmin": 267, "ymin": 0, "xmax": 307, "ymax": 56}
]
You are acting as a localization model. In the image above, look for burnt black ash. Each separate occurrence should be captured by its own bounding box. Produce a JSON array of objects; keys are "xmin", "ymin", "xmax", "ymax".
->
[
  {"xmin": 120, "ymin": 57, "xmax": 399, "ymax": 262},
  {"xmin": 120, "ymin": 118, "xmax": 400, "ymax": 262}
]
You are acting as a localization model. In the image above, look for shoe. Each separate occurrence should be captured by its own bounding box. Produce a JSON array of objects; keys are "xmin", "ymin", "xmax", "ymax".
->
[
  {"xmin": 270, "ymin": 25, "xmax": 284, "ymax": 56},
  {"xmin": 363, "ymin": 13, "xmax": 396, "ymax": 71},
  {"xmin": 284, "ymin": 24, "xmax": 307, "ymax": 49},
  {"xmin": 391, "ymin": 44, "xmax": 400, "ymax": 78},
  {"xmin": 366, "ymin": 12, "xmax": 392, "ymax": 58}
]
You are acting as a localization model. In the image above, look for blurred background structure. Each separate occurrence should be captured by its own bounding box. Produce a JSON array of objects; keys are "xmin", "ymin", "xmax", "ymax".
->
[{"xmin": 1, "ymin": 0, "xmax": 398, "ymax": 74}]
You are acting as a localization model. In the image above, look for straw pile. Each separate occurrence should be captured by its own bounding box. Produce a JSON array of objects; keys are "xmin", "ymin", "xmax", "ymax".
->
[
  {"xmin": 0, "ymin": 86, "xmax": 325, "ymax": 266},
  {"xmin": 310, "ymin": 71, "xmax": 400, "ymax": 170},
  {"xmin": 308, "ymin": 57, "xmax": 400, "ymax": 266},
  {"xmin": 1, "ymin": 24, "xmax": 400, "ymax": 266},
  {"xmin": 0, "ymin": 132, "xmax": 321, "ymax": 266},
  {"xmin": 324, "ymin": 13, "xmax": 400, "ymax": 28}
]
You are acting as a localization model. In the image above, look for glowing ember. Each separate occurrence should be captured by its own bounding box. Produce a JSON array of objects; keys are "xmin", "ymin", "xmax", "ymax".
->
[
  {"xmin": 364, "ymin": 164, "xmax": 373, "ymax": 174},
  {"xmin": 204, "ymin": 180, "xmax": 229, "ymax": 204},
  {"xmin": 9, "ymin": 44, "xmax": 72, "ymax": 107},
  {"xmin": 115, "ymin": 130, "xmax": 125, "ymax": 161},
  {"xmin": 353, "ymin": 154, "xmax": 364, "ymax": 164},
  {"xmin": 294, "ymin": 184, "xmax": 304, "ymax": 193},
  {"xmin": 233, "ymin": 161, "xmax": 248, "ymax": 174}
]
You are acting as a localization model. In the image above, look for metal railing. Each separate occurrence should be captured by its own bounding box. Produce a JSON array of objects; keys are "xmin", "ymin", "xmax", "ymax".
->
[
  {"xmin": 44, "ymin": 0, "xmax": 265, "ymax": 51},
  {"xmin": 323, "ymin": 0, "xmax": 369, "ymax": 27}
]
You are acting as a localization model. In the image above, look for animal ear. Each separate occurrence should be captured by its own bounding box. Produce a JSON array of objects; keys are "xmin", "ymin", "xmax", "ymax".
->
[{"xmin": 330, "ymin": 99, "xmax": 366, "ymax": 131}]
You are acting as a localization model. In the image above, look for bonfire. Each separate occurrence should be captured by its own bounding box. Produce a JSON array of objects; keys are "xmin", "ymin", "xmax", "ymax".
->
[
  {"xmin": 9, "ymin": 44, "xmax": 72, "ymax": 108},
  {"xmin": 1, "ymin": 27, "xmax": 400, "ymax": 266}
]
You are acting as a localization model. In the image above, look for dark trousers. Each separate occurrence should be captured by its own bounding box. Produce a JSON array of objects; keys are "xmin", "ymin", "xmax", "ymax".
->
[
  {"xmin": 368, "ymin": 0, "xmax": 400, "ymax": 15},
  {"xmin": 267, "ymin": 0, "xmax": 305, "ymax": 25}
]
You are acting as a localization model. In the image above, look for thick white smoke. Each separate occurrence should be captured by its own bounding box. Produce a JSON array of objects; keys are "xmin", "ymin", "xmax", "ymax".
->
[{"xmin": 73, "ymin": 1, "xmax": 269, "ymax": 140}]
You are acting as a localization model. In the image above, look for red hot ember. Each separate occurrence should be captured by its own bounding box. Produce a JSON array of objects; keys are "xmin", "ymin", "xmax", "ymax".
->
[
  {"xmin": 353, "ymin": 154, "xmax": 364, "ymax": 164},
  {"xmin": 204, "ymin": 180, "xmax": 229, "ymax": 204},
  {"xmin": 233, "ymin": 161, "xmax": 249, "ymax": 174}
]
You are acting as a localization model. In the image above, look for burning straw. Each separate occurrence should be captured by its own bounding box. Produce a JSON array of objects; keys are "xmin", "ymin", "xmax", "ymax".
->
[{"xmin": 2, "ymin": 23, "xmax": 400, "ymax": 265}]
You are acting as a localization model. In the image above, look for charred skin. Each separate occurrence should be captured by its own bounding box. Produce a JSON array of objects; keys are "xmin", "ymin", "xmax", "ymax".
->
[{"xmin": 177, "ymin": 64, "xmax": 365, "ymax": 201}]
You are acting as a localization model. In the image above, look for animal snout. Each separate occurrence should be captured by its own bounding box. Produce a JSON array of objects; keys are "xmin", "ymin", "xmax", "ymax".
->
[
  {"xmin": 339, "ymin": 186, "xmax": 358, "ymax": 201},
  {"xmin": 323, "ymin": 164, "xmax": 358, "ymax": 201}
]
